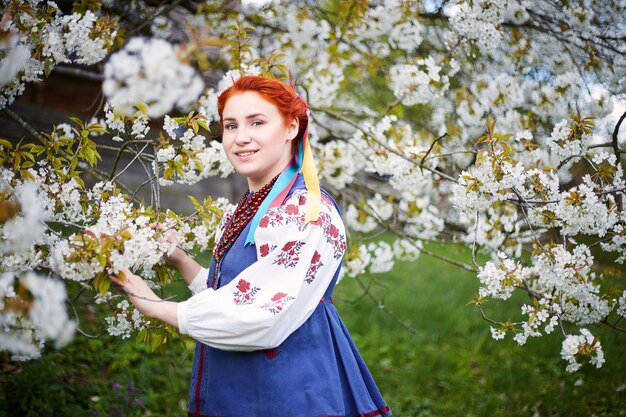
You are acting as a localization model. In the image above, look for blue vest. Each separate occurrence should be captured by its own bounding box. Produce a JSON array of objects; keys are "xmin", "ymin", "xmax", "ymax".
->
[{"xmin": 188, "ymin": 176, "xmax": 390, "ymax": 417}]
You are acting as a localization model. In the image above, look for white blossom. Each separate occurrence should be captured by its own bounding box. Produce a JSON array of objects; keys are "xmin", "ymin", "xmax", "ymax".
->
[
  {"xmin": 560, "ymin": 328, "xmax": 605, "ymax": 372},
  {"xmin": 103, "ymin": 37, "xmax": 204, "ymax": 118},
  {"xmin": 389, "ymin": 58, "xmax": 448, "ymax": 106},
  {"xmin": 477, "ymin": 252, "xmax": 521, "ymax": 300},
  {"xmin": 105, "ymin": 299, "xmax": 149, "ymax": 339},
  {"xmin": 367, "ymin": 241, "xmax": 395, "ymax": 274},
  {"xmin": 490, "ymin": 327, "xmax": 506, "ymax": 340},
  {"xmin": 0, "ymin": 271, "xmax": 75, "ymax": 360}
]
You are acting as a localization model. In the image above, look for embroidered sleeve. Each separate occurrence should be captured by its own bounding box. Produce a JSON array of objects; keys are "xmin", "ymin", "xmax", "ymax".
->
[
  {"xmin": 177, "ymin": 190, "xmax": 346, "ymax": 351},
  {"xmin": 187, "ymin": 266, "xmax": 209, "ymax": 295}
]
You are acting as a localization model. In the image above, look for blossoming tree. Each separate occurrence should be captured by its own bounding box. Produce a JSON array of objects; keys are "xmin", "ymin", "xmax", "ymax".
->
[{"xmin": 1, "ymin": 0, "xmax": 625, "ymax": 373}]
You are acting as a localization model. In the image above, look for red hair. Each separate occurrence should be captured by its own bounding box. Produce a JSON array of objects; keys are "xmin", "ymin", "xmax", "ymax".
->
[{"xmin": 217, "ymin": 76, "xmax": 308, "ymax": 153}]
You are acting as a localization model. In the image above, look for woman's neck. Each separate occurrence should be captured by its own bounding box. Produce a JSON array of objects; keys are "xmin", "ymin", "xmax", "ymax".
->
[{"xmin": 247, "ymin": 157, "xmax": 294, "ymax": 191}]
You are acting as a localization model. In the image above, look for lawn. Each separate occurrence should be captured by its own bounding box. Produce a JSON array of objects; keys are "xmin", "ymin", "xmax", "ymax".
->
[
  {"xmin": 336, "ymin": 245, "xmax": 626, "ymax": 417},
  {"xmin": 1, "ymin": 244, "xmax": 624, "ymax": 416}
]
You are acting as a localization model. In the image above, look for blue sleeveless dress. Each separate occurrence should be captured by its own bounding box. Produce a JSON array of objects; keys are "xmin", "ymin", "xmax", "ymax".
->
[{"xmin": 187, "ymin": 177, "xmax": 391, "ymax": 417}]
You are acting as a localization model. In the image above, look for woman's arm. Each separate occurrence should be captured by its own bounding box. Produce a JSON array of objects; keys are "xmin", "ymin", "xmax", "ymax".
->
[
  {"xmin": 177, "ymin": 190, "xmax": 347, "ymax": 351},
  {"xmin": 113, "ymin": 191, "xmax": 345, "ymax": 351},
  {"xmin": 165, "ymin": 247, "xmax": 203, "ymax": 286},
  {"xmin": 156, "ymin": 224, "xmax": 203, "ymax": 286}
]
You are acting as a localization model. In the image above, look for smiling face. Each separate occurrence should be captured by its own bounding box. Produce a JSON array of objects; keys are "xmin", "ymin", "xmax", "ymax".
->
[{"xmin": 222, "ymin": 91, "xmax": 299, "ymax": 191}]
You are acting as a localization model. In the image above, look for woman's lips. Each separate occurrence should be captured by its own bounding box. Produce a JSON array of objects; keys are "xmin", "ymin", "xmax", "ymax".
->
[{"xmin": 235, "ymin": 150, "xmax": 259, "ymax": 159}]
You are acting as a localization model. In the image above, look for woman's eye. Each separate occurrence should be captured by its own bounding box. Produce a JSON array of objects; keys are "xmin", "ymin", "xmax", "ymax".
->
[
  {"xmin": 225, "ymin": 124, "xmax": 237, "ymax": 130},
  {"xmin": 251, "ymin": 120, "xmax": 263, "ymax": 126}
]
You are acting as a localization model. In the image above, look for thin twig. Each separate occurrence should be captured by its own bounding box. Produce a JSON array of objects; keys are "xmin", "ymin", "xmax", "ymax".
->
[
  {"xmin": 420, "ymin": 132, "xmax": 449, "ymax": 174},
  {"xmin": 418, "ymin": 247, "xmax": 476, "ymax": 272},
  {"xmin": 111, "ymin": 142, "xmax": 151, "ymax": 182},
  {"xmin": 3, "ymin": 107, "xmax": 139, "ymax": 196},
  {"xmin": 52, "ymin": 65, "xmax": 103, "ymax": 81},
  {"xmin": 477, "ymin": 304, "xmax": 504, "ymax": 326},
  {"xmin": 67, "ymin": 297, "xmax": 100, "ymax": 339},
  {"xmin": 314, "ymin": 107, "xmax": 459, "ymax": 182},
  {"xmin": 601, "ymin": 318, "xmax": 626, "ymax": 333},
  {"xmin": 132, "ymin": 175, "xmax": 158, "ymax": 201},
  {"xmin": 109, "ymin": 139, "xmax": 155, "ymax": 180},
  {"xmin": 354, "ymin": 275, "xmax": 420, "ymax": 335},
  {"xmin": 471, "ymin": 212, "xmax": 480, "ymax": 270},
  {"xmin": 612, "ymin": 110, "xmax": 626, "ymax": 206}
]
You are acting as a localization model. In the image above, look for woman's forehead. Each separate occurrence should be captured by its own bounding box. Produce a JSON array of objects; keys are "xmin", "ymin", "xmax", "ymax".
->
[{"xmin": 223, "ymin": 91, "xmax": 280, "ymax": 118}]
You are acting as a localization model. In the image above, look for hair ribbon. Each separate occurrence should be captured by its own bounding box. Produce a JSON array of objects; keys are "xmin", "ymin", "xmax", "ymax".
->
[{"xmin": 244, "ymin": 105, "xmax": 321, "ymax": 245}]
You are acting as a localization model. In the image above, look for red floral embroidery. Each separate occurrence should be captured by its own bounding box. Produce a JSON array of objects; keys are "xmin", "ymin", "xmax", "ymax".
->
[
  {"xmin": 237, "ymin": 280, "xmax": 250, "ymax": 293},
  {"xmin": 272, "ymin": 292, "xmax": 288, "ymax": 301},
  {"xmin": 259, "ymin": 216, "xmax": 269, "ymax": 228},
  {"xmin": 262, "ymin": 193, "xmax": 306, "ymax": 228},
  {"xmin": 273, "ymin": 240, "xmax": 306, "ymax": 268},
  {"xmin": 259, "ymin": 191, "xmax": 346, "ymax": 263},
  {"xmin": 315, "ymin": 210, "xmax": 346, "ymax": 259},
  {"xmin": 261, "ymin": 292, "xmax": 295, "ymax": 315},
  {"xmin": 232, "ymin": 279, "xmax": 260, "ymax": 305},
  {"xmin": 305, "ymin": 250, "xmax": 324, "ymax": 284},
  {"xmin": 258, "ymin": 243, "xmax": 277, "ymax": 257}
]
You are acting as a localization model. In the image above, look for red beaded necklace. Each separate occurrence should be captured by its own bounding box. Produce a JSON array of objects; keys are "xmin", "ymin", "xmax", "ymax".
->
[{"xmin": 212, "ymin": 174, "xmax": 279, "ymax": 262}]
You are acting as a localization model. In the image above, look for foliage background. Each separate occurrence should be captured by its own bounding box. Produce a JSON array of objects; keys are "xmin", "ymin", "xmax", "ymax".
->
[
  {"xmin": 2, "ymin": 244, "xmax": 624, "ymax": 416},
  {"xmin": 2, "ymin": 0, "xmax": 626, "ymax": 415}
]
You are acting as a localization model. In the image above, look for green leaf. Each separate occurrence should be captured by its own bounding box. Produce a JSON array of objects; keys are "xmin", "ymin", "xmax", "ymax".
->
[
  {"xmin": 0, "ymin": 139, "xmax": 13, "ymax": 149},
  {"xmin": 151, "ymin": 332, "xmax": 164, "ymax": 351},
  {"xmin": 94, "ymin": 271, "xmax": 111, "ymax": 296},
  {"xmin": 69, "ymin": 117, "xmax": 83, "ymax": 127},
  {"xmin": 136, "ymin": 328, "xmax": 148, "ymax": 344},
  {"xmin": 135, "ymin": 102, "xmax": 149, "ymax": 114},
  {"xmin": 196, "ymin": 121, "xmax": 210, "ymax": 132}
]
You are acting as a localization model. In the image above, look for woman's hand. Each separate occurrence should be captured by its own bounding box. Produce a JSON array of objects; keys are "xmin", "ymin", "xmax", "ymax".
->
[
  {"xmin": 151, "ymin": 223, "xmax": 187, "ymax": 266},
  {"xmin": 109, "ymin": 267, "xmax": 180, "ymax": 327},
  {"xmin": 151, "ymin": 223, "xmax": 204, "ymax": 285},
  {"xmin": 109, "ymin": 267, "xmax": 162, "ymax": 318}
]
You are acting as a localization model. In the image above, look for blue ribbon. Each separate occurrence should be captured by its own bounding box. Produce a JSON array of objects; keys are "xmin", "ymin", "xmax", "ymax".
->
[{"xmin": 244, "ymin": 140, "xmax": 304, "ymax": 245}]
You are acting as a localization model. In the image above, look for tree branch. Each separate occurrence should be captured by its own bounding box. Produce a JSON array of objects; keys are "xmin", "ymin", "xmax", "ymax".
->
[
  {"xmin": 313, "ymin": 106, "xmax": 459, "ymax": 182},
  {"xmin": 3, "ymin": 107, "xmax": 137, "ymax": 200},
  {"xmin": 52, "ymin": 66, "xmax": 103, "ymax": 81}
]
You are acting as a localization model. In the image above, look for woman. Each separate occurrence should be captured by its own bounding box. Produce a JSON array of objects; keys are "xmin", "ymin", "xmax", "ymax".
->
[{"xmin": 111, "ymin": 75, "xmax": 391, "ymax": 417}]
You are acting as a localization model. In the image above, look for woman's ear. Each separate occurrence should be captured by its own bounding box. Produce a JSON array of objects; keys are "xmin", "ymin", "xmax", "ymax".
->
[{"xmin": 286, "ymin": 118, "xmax": 300, "ymax": 141}]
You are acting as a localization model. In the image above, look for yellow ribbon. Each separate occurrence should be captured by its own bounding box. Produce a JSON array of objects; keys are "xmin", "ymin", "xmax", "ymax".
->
[{"xmin": 302, "ymin": 136, "xmax": 321, "ymax": 223}]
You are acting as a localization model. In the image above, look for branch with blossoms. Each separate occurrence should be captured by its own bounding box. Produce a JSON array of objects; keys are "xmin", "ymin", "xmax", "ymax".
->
[{"xmin": 1, "ymin": 0, "xmax": 626, "ymax": 374}]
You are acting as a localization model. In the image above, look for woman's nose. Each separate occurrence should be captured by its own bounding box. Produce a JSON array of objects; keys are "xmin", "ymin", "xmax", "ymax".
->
[{"xmin": 234, "ymin": 126, "xmax": 252, "ymax": 143}]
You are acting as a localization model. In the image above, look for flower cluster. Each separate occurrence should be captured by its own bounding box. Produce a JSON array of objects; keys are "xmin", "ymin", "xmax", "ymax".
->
[
  {"xmin": 452, "ymin": 153, "xmax": 526, "ymax": 215},
  {"xmin": 105, "ymin": 299, "xmax": 150, "ymax": 339},
  {"xmin": 477, "ymin": 252, "xmax": 522, "ymax": 300},
  {"xmin": 513, "ymin": 301, "xmax": 561, "ymax": 346},
  {"xmin": 0, "ymin": 271, "xmax": 75, "ymax": 361},
  {"xmin": 389, "ymin": 58, "xmax": 449, "ymax": 106},
  {"xmin": 449, "ymin": 0, "xmax": 507, "ymax": 51},
  {"xmin": 560, "ymin": 328, "xmax": 605, "ymax": 372},
  {"xmin": 0, "ymin": 3, "xmax": 117, "ymax": 108},
  {"xmin": 103, "ymin": 37, "xmax": 204, "ymax": 118},
  {"xmin": 0, "ymin": 152, "xmax": 224, "ymax": 358},
  {"xmin": 157, "ymin": 116, "xmax": 233, "ymax": 185}
]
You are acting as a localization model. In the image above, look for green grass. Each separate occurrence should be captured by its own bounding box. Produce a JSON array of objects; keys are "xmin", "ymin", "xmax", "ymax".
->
[
  {"xmin": 334, "ymin": 245, "xmax": 626, "ymax": 417},
  {"xmin": 1, "ymin": 244, "xmax": 625, "ymax": 416}
]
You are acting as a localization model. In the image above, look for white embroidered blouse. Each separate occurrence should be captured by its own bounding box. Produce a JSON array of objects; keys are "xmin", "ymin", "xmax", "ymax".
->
[{"xmin": 177, "ymin": 190, "xmax": 347, "ymax": 351}]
